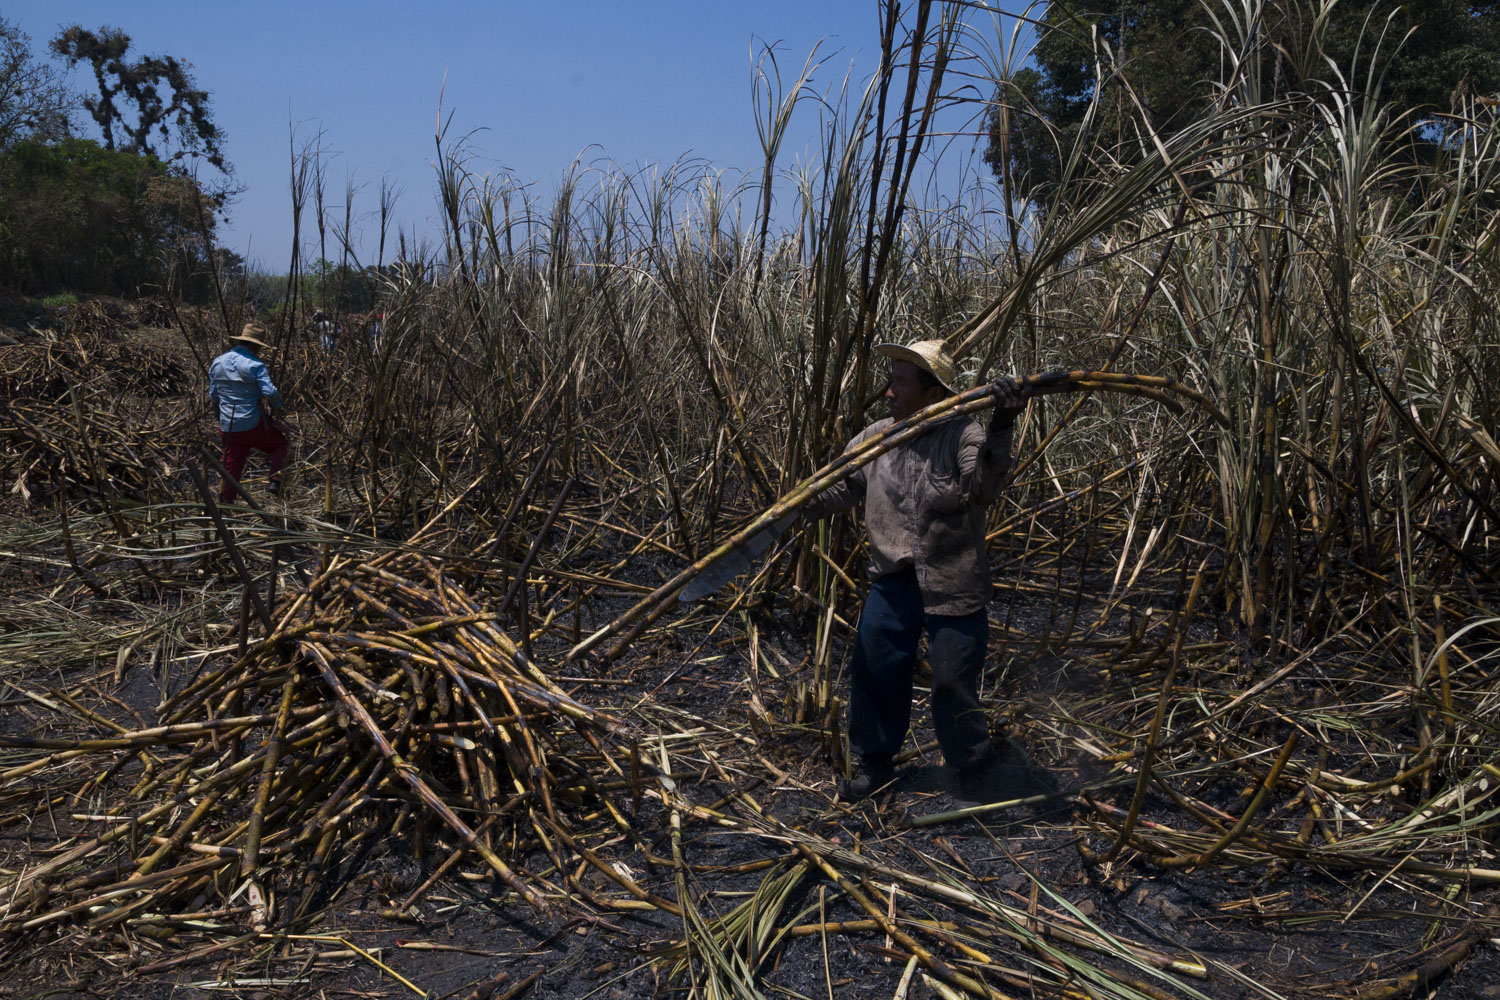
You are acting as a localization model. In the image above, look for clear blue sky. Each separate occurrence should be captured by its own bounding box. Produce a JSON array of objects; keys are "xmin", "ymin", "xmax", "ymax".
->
[{"xmin": 6, "ymin": 1, "xmax": 1031, "ymax": 269}]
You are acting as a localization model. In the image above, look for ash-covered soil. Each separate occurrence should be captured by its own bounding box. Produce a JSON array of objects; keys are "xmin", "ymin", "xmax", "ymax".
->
[
  {"xmin": 0, "ymin": 297, "xmax": 1495, "ymax": 999},
  {"xmin": 3, "ymin": 577, "xmax": 1494, "ymax": 1000}
]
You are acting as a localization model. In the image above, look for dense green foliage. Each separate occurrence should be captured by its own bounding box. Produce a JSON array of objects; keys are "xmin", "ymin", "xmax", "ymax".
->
[
  {"xmin": 0, "ymin": 138, "xmax": 216, "ymax": 296},
  {"xmin": 305, "ymin": 258, "xmax": 379, "ymax": 313},
  {"xmin": 985, "ymin": 0, "xmax": 1500, "ymax": 201},
  {"xmin": 0, "ymin": 21, "xmax": 232, "ymax": 300}
]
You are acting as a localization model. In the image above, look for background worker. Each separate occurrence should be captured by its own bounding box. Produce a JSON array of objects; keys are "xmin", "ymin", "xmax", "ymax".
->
[
  {"xmin": 209, "ymin": 321, "xmax": 289, "ymax": 500},
  {"xmin": 810, "ymin": 339, "xmax": 1030, "ymax": 801},
  {"xmin": 312, "ymin": 309, "xmax": 341, "ymax": 352}
]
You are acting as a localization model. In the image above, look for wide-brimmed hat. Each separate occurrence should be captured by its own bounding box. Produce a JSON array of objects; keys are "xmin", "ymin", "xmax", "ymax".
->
[
  {"xmin": 874, "ymin": 338, "xmax": 961, "ymax": 394},
  {"xmin": 230, "ymin": 322, "xmax": 274, "ymax": 353}
]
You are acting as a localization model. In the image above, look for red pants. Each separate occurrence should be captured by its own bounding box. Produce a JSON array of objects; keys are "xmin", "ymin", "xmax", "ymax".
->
[{"xmin": 220, "ymin": 418, "xmax": 288, "ymax": 500}]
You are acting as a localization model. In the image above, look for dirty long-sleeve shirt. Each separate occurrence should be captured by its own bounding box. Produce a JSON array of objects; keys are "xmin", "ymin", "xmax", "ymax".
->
[
  {"xmin": 208, "ymin": 346, "xmax": 281, "ymax": 433},
  {"xmin": 813, "ymin": 414, "xmax": 1013, "ymax": 616}
]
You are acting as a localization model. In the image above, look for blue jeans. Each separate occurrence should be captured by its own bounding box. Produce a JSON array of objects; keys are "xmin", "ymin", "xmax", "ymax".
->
[{"xmin": 848, "ymin": 569, "xmax": 996, "ymax": 771}]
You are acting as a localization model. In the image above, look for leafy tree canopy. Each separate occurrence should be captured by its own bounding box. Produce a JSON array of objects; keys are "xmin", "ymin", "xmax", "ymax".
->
[
  {"xmin": 49, "ymin": 25, "xmax": 230, "ymax": 191},
  {"xmin": 985, "ymin": 0, "xmax": 1500, "ymax": 202},
  {"xmin": 305, "ymin": 258, "xmax": 379, "ymax": 314},
  {"xmin": 0, "ymin": 137, "xmax": 218, "ymax": 298}
]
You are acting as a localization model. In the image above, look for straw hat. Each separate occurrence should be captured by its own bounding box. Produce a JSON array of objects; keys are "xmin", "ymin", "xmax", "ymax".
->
[
  {"xmin": 874, "ymin": 338, "xmax": 961, "ymax": 394},
  {"xmin": 230, "ymin": 321, "xmax": 274, "ymax": 353}
]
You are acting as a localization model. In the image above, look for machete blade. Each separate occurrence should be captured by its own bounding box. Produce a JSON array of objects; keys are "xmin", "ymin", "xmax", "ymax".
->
[{"xmin": 679, "ymin": 513, "xmax": 798, "ymax": 602}]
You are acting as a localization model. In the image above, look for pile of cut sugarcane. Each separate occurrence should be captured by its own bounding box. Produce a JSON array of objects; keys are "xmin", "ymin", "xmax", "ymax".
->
[
  {"xmin": 1, "ymin": 318, "xmax": 197, "ymax": 503},
  {"xmin": 0, "ymin": 546, "xmax": 631, "ymax": 939}
]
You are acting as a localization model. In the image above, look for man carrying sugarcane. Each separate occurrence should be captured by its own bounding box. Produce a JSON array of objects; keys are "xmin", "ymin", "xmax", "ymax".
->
[
  {"xmin": 209, "ymin": 322, "xmax": 289, "ymax": 501},
  {"xmin": 809, "ymin": 340, "xmax": 1030, "ymax": 801}
]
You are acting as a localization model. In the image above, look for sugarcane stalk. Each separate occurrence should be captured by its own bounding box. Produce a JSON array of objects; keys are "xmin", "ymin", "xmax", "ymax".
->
[
  {"xmin": 134, "ymin": 791, "xmax": 220, "ymax": 879},
  {"xmin": 20, "ymin": 855, "xmax": 233, "ymax": 930},
  {"xmin": 302, "ymin": 642, "xmax": 547, "ymax": 912},
  {"xmin": 241, "ymin": 676, "xmax": 297, "ymax": 876},
  {"xmin": 184, "ymin": 460, "xmax": 274, "ymax": 632},
  {"xmin": 792, "ymin": 844, "xmax": 1005, "ymax": 1000},
  {"xmin": 568, "ymin": 369, "xmax": 1228, "ymax": 661},
  {"xmin": 1154, "ymin": 732, "xmax": 1300, "ymax": 869},
  {"xmin": 0, "ymin": 747, "xmax": 272, "ymax": 912},
  {"xmin": 0, "ymin": 714, "xmax": 275, "ymax": 755}
]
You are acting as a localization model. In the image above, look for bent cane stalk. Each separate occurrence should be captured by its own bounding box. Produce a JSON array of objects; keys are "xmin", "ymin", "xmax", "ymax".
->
[{"xmin": 567, "ymin": 369, "xmax": 1229, "ymax": 662}]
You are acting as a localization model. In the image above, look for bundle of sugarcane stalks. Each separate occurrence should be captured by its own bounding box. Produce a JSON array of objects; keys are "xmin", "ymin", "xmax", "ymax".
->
[
  {"xmin": 0, "ymin": 543, "xmax": 636, "ymax": 946},
  {"xmin": 574, "ymin": 368, "xmax": 1230, "ymax": 661}
]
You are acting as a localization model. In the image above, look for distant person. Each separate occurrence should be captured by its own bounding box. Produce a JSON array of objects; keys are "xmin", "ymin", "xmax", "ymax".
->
[
  {"xmin": 369, "ymin": 312, "xmax": 384, "ymax": 349},
  {"xmin": 312, "ymin": 309, "xmax": 341, "ymax": 351},
  {"xmin": 809, "ymin": 339, "xmax": 1031, "ymax": 802},
  {"xmin": 208, "ymin": 322, "xmax": 289, "ymax": 500}
]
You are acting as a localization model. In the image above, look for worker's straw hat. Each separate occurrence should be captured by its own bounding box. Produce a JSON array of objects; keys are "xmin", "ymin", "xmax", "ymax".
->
[
  {"xmin": 874, "ymin": 339, "xmax": 961, "ymax": 394},
  {"xmin": 230, "ymin": 321, "xmax": 274, "ymax": 353}
]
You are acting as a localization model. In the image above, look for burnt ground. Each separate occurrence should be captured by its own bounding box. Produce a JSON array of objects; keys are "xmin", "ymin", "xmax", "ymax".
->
[
  {"xmin": 1, "ymin": 568, "xmax": 1497, "ymax": 1000},
  {"xmin": 2, "ymin": 300, "xmax": 1498, "ymax": 999}
]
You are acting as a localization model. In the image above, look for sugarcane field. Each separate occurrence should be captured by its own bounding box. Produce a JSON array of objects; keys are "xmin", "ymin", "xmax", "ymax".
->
[{"xmin": 2, "ymin": 2, "xmax": 1500, "ymax": 998}]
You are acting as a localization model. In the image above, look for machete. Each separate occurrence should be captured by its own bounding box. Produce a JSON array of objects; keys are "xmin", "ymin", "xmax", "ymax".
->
[{"xmin": 678, "ymin": 513, "xmax": 799, "ymax": 602}]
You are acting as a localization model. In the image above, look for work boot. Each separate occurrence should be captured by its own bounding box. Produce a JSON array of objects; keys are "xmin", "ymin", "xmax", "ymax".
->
[
  {"xmin": 837, "ymin": 755, "xmax": 895, "ymax": 801},
  {"xmin": 954, "ymin": 761, "xmax": 1013, "ymax": 805},
  {"xmin": 268, "ymin": 477, "xmax": 283, "ymax": 497},
  {"xmin": 954, "ymin": 739, "xmax": 1057, "ymax": 805}
]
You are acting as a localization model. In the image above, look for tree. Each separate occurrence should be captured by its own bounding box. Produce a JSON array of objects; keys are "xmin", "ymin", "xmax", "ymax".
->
[
  {"xmin": 984, "ymin": 0, "xmax": 1500, "ymax": 203},
  {"xmin": 306, "ymin": 258, "xmax": 378, "ymax": 313},
  {"xmin": 0, "ymin": 17, "xmax": 74, "ymax": 147},
  {"xmin": 49, "ymin": 25, "xmax": 231, "ymax": 198},
  {"xmin": 0, "ymin": 138, "xmax": 218, "ymax": 297}
]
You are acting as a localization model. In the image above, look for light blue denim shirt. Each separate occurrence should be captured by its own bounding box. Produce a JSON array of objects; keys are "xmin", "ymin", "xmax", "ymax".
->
[{"xmin": 208, "ymin": 346, "xmax": 281, "ymax": 433}]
